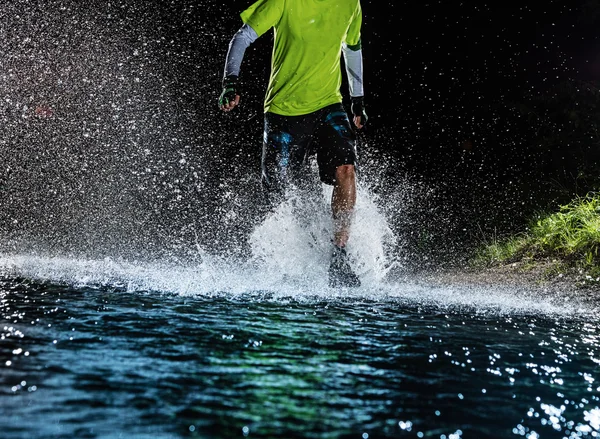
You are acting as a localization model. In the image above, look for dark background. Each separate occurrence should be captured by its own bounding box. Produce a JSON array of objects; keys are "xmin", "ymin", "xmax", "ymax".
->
[
  {"xmin": 214, "ymin": 0, "xmax": 600, "ymax": 265},
  {"xmin": 0, "ymin": 0, "xmax": 598, "ymax": 265}
]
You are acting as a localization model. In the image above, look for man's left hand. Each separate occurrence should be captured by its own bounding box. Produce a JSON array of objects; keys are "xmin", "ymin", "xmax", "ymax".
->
[{"xmin": 351, "ymin": 96, "xmax": 368, "ymax": 130}]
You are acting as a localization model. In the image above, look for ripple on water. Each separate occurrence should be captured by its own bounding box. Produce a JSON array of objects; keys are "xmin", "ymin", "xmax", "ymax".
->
[{"xmin": 0, "ymin": 258, "xmax": 599, "ymax": 438}]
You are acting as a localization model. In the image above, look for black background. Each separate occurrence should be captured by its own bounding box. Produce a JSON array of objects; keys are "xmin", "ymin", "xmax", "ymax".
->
[
  {"xmin": 0, "ymin": 0, "xmax": 598, "ymax": 264},
  {"xmin": 210, "ymin": 1, "xmax": 600, "ymax": 263}
]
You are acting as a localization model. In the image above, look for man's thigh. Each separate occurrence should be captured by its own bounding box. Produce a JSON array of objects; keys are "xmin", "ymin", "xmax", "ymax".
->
[
  {"xmin": 314, "ymin": 104, "xmax": 357, "ymax": 185},
  {"xmin": 261, "ymin": 111, "xmax": 317, "ymax": 194}
]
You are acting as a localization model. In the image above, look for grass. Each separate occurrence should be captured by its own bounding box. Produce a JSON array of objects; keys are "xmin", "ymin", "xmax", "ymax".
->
[{"xmin": 474, "ymin": 193, "xmax": 600, "ymax": 279}]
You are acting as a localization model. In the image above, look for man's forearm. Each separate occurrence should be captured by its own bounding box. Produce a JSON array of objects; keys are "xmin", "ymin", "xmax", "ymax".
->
[
  {"xmin": 342, "ymin": 41, "xmax": 364, "ymax": 98},
  {"xmin": 224, "ymin": 24, "xmax": 259, "ymax": 78}
]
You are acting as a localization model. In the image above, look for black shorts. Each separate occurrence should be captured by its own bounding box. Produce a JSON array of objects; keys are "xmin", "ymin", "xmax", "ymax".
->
[{"xmin": 261, "ymin": 103, "xmax": 357, "ymax": 192}]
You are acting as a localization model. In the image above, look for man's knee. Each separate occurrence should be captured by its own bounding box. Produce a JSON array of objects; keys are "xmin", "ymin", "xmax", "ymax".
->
[{"xmin": 335, "ymin": 164, "xmax": 355, "ymax": 184}]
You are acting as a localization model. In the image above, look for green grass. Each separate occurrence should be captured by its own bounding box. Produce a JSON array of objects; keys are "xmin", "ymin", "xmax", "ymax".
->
[{"xmin": 475, "ymin": 193, "xmax": 600, "ymax": 277}]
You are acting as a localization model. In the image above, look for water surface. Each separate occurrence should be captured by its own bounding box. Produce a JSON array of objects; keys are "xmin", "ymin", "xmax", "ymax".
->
[{"xmin": 1, "ymin": 256, "xmax": 599, "ymax": 439}]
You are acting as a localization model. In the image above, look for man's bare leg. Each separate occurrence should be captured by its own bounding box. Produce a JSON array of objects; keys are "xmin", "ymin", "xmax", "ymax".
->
[{"xmin": 332, "ymin": 164, "xmax": 357, "ymax": 247}]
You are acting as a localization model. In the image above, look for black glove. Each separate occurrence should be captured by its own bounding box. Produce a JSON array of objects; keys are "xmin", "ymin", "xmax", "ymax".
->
[
  {"xmin": 219, "ymin": 75, "xmax": 239, "ymax": 109},
  {"xmin": 351, "ymin": 96, "xmax": 368, "ymax": 128}
]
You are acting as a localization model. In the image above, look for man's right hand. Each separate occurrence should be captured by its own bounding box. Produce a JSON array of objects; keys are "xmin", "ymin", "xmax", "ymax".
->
[{"xmin": 219, "ymin": 75, "xmax": 240, "ymax": 112}]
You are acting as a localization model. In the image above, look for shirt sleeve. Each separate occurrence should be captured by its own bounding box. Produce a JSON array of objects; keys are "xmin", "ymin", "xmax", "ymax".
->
[
  {"xmin": 344, "ymin": 2, "xmax": 362, "ymax": 48},
  {"xmin": 240, "ymin": 0, "xmax": 285, "ymax": 38},
  {"xmin": 224, "ymin": 24, "xmax": 259, "ymax": 78},
  {"xmin": 342, "ymin": 44, "xmax": 364, "ymax": 97}
]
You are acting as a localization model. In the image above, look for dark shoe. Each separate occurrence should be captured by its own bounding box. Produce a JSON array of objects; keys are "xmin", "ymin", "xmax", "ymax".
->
[{"xmin": 329, "ymin": 245, "xmax": 361, "ymax": 288}]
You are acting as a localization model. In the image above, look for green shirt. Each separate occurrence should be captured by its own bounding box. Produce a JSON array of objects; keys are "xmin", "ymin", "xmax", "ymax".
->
[{"xmin": 241, "ymin": 0, "xmax": 362, "ymax": 116}]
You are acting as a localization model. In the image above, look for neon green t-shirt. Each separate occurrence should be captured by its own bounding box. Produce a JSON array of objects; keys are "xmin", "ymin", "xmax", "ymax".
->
[{"xmin": 241, "ymin": 0, "xmax": 362, "ymax": 116}]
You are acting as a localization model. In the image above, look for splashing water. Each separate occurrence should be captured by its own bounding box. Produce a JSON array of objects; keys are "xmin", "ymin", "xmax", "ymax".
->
[
  {"xmin": 1, "ymin": 165, "xmax": 594, "ymax": 318},
  {"xmin": 0, "ymin": 172, "xmax": 597, "ymax": 317},
  {"xmin": 249, "ymin": 182, "xmax": 398, "ymax": 287},
  {"xmin": 0, "ymin": 178, "xmax": 401, "ymax": 293}
]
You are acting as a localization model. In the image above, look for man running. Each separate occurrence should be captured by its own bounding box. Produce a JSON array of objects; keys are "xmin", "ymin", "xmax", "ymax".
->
[{"xmin": 219, "ymin": 0, "xmax": 367, "ymax": 287}]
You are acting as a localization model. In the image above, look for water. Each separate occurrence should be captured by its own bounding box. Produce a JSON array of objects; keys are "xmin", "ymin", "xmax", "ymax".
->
[
  {"xmin": 1, "ymin": 2, "xmax": 599, "ymax": 437},
  {"xmin": 0, "ymin": 163, "xmax": 598, "ymax": 439},
  {"xmin": 1, "ymin": 253, "xmax": 600, "ymax": 439}
]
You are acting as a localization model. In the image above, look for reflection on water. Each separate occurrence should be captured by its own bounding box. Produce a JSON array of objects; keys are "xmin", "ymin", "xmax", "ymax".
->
[{"xmin": 1, "ymin": 272, "xmax": 599, "ymax": 439}]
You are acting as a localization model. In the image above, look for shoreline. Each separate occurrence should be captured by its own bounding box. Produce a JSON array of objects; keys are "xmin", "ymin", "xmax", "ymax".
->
[{"xmin": 420, "ymin": 259, "xmax": 600, "ymax": 295}]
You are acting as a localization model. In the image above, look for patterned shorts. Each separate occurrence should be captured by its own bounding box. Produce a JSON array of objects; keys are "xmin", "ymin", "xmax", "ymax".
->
[{"xmin": 261, "ymin": 103, "xmax": 357, "ymax": 192}]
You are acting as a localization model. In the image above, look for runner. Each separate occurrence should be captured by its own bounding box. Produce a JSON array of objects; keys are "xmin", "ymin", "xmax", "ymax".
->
[{"xmin": 219, "ymin": 0, "xmax": 368, "ymax": 287}]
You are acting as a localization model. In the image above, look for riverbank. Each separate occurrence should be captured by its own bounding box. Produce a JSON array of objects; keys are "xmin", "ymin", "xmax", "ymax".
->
[
  {"xmin": 451, "ymin": 194, "xmax": 600, "ymax": 293},
  {"xmin": 422, "ymin": 258, "xmax": 599, "ymax": 294}
]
